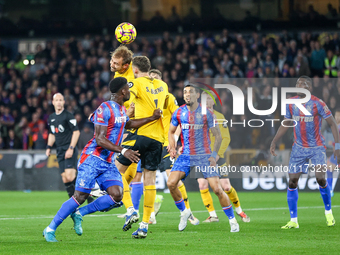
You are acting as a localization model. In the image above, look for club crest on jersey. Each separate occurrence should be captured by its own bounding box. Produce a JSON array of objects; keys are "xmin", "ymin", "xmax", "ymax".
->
[
  {"xmin": 97, "ymin": 106, "xmax": 103, "ymax": 115},
  {"xmin": 128, "ymin": 82, "xmax": 134, "ymax": 88},
  {"xmin": 58, "ymin": 124, "xmax": 65, "ymax": 133},
  {"xmin": 189, "ymin": 115, "xmax": 195, "ymax": 122}
]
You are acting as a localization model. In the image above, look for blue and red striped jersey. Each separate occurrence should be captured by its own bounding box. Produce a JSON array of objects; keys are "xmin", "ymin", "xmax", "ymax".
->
[
  {"xmin": 80, "ymin": 101, "xmax": 129, "ymax": 163},
  {"xmin": 285, "ymin": 95, "xmax": 332, "ymax": 148},
  {"xmin": 171, "ymin": 104, "xmax": 215, "ymax": 155}
]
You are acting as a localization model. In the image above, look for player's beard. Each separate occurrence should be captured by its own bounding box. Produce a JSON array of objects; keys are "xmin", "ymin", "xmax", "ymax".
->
[{"xmin": 185, "ymin": 100, "xmax": 193, "ymax": 106}]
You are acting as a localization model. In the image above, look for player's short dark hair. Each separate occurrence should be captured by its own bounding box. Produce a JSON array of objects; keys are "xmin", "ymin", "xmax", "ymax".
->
[
  {"xmin": 132, "ymin": 56, "xmax": 151, "ymax": 73},
  {"xmin": 149, "ymin": 69, "xmax": 162, "ymax": 78},
  {"xmin": 184, "ymin": 84, "xmax": 200, "ymax": 93},
  {"xmin": 298, "ymin": 76, "xmax": 312, "ymax": 87},
  {"xmin": 111, "ymin": 45, "xmax": 133, "ymax": 65},
  {"xmin": 109, "ymin": 77, "xmax": 128, "ymax": 93}
]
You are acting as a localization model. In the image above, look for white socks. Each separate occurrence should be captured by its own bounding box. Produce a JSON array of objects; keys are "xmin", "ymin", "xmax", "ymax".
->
[
  {"xmin": 235, "ymin": 207, "xmax": 242, "ymax": 214},
  {"xmin": 291, "ymin": 217, "xmax": 298, "ymax": 223},
  {"xmin": 209, "ymin": 210, "xmax": 217, "ymax": 217},
  {"xmin": 325, "ymin": 209, "xmax": 332, "ymax": 215},
  {"xmin": 229, "ymin": 217, "xmax": 237, "ymax": 224}
]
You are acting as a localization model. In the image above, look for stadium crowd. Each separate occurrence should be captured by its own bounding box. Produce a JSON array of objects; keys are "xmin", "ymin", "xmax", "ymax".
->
[{"xmin": 0, "ymin": 30, "xmax": 340, "ymax": 150}]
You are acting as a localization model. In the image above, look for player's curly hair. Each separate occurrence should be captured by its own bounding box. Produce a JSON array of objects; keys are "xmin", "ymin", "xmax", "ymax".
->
[
  {"xmin": 132, "ymin": 56, "xmax": 151, "ymax": 73},
  {"xmin": 111, "ymin": 45, "xmax": 133, "ymax": 65}
]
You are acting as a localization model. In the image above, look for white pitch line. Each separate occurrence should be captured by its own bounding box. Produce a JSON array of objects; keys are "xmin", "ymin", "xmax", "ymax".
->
[{"xmin": 0, "ymin": 205, "xmax": 339, "ymax": 221}]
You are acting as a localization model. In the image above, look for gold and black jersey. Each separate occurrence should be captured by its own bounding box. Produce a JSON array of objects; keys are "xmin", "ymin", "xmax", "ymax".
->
[{"xmin": 128, "ymin": 76, "xmax": 169, "ymax": 143}]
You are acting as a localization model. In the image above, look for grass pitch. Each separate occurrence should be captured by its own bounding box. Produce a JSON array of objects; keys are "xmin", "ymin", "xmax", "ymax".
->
[{"xmin": 0, "ymin": 191, "xmax": 339, "ymax": 255}]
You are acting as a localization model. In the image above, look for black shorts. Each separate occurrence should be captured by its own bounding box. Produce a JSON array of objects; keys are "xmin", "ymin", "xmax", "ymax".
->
[
  {"xmin": 56, "ymin": 146, "xmax": 78, "ymax": 174},
  {"xmin": 116, "ymin": 132, "xmax": 163, "ymax": 171},
  {"xmin": 194, "ymin": 157, "xmax": 228, "ymax": 179},
  {"xmin": 158, "ymin": 146, "xmax": 175, "ymax": 172}
]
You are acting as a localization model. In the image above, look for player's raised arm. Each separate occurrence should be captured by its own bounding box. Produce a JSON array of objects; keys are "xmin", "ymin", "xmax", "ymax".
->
[
  {"xmin": 325, "ymin": 116, "xmax": 340, "ymax": 164},
  {"xmin": 125, "ymin": 108, "xmax": 162, "ymax": 129}
]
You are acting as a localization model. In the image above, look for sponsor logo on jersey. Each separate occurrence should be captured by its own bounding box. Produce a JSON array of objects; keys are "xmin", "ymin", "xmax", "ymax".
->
[
  {"xmin": 58, "ymin": 124, "xmax": 65, "ymax": 133},
  {"xmin": 292, "ymin": 115, "xmax": 314, "ymax": 122},
  {"xmin": 181, "ymin": 124, "xmax": 204, "ymax": 129},
  {"xmin": 115, "ymin": 116, "xmax": 127, "ymax": 123}
]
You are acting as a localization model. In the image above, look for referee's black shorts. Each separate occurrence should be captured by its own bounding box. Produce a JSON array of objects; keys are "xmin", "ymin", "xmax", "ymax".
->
[
  {"xmin": 56, "ymin": 146, "xmax": 78, "ymax": 174},
  {"xmin": 116, "ymin": 132, "xmax": 162, "ymax": 171}
]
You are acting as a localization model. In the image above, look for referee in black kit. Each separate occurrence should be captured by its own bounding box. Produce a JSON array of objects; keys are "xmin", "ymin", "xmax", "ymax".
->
[{"xmin": 45, "ymin": 93, "xmax": 92, "ymax": 201}]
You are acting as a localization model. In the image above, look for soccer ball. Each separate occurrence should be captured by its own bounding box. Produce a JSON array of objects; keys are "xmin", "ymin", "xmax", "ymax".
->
[{"xmin": 115, "ymin": 22, "xmax": 137, "ymax": 44}]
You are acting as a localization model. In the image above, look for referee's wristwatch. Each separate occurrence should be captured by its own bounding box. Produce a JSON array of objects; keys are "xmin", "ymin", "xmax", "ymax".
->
[{"xmin": 69, "ymin": 146, "xmax": 74, "ymax": 150}]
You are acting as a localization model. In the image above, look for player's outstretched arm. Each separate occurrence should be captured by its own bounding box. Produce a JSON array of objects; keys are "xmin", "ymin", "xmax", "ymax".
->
[
  {"xmin": 46, "ymin": 133, "xmax": 55, "ymax": 157},
  {"xmin": 270, "ymin": 119, "xmax": 292, "ymax": 156},
  {"xmin": 95, "ymin": 124, "xmax": 140, "ymax": 163},
  {"xmin": 125, "ymin": 108, "xmax": 162, "ymax": 129},
  {"xmin": 325, "ymin": 116, "xmax": 340, "ymax": 164}
]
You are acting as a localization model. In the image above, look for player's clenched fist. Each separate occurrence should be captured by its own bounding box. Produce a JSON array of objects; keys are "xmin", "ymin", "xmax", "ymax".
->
[{"xmin": 151, "ymin": 108, "xmax": 162, "ymax": 120}]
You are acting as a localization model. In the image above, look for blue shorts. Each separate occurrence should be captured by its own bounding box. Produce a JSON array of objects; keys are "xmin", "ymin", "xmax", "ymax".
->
[
  {"xmin": 289, "ymin": 143, "xmax": 327, "ymax": 174},
  {"xmin": 171, "ymin": 154, "xmax": 220, "ymax": 180},
  {"xmin": 136, "ymin": 160, "xmax": 143, "ymax": 173},
  {"xmin": 76, "ymin": 154, "xmax": 123, "ymax": 194}
]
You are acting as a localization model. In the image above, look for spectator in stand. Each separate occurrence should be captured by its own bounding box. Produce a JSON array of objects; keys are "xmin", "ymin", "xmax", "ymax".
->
[
  {"xmin": 324, "ymin": 50, "xmax": 339, "ymax": 78},
  {"xmin": 28, "ymin": 112, "xmax": 45, "ymax": 133},
  {"xmin": 310, "ymin": 41, "xmax": 326, "ymax": 77},
  {"xmin": 294, "ymin": 53, "xmax": 311, "ymax": 77},
  {"xmin": 0, "ymin": 106, "xmax": 15, "ymax": 143},
  {"xmin": 6, "ymin": 129, "xmax": 22, "ymax": 149},
  {"xmin": 32, "ymin": 122, "xmax": 48, "ymax": 149}
]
